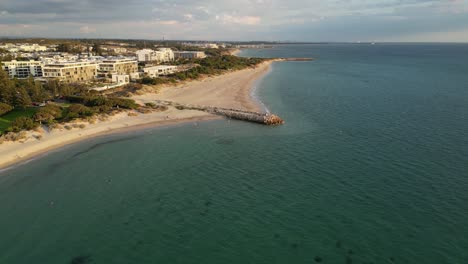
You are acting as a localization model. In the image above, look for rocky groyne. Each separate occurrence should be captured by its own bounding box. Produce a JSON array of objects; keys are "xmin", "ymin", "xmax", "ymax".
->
[{"xmin": 154, "ymin": 100, "xmax": 284, "ymax": 126}]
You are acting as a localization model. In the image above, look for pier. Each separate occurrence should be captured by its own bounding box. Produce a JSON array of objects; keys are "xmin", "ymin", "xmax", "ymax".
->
[{"xmin": 154, "ymin": 100, "xmax": 284, "ymax": 125}]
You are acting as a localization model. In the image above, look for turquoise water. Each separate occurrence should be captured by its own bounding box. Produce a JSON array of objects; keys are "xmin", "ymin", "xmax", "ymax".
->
[{"xmin": 1, "ymin": 44, "xmax": 468, "ymax": 263}]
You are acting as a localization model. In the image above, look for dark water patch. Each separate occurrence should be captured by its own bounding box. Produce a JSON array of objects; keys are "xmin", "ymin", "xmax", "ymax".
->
[
  {"xmin": 70, "ymin": 255, "xmax": 92, "ymax": 264},
  {"xmin": 72, "ymin": 136, "xmax": 140, "ymax": 158},
  {"xmin": 336, "ymin": 241, "xmax": 342, "ymax": 249},
  {"xmin": 314, "ymin": 256, "xmax": 323, "ymax": 262}
]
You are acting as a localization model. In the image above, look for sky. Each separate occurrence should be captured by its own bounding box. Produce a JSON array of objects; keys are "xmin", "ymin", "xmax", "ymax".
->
[{"xmin": 0, "ymin": 0, "xmax": 468, "ymax": 42}]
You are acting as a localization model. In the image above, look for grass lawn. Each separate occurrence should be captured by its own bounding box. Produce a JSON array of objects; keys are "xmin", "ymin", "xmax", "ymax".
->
[{"xmin": 0, "ymin": 107, "xmax": 38, "ymax": 134}]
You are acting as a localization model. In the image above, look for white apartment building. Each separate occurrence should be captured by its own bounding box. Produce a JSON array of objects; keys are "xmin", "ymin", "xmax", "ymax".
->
[
  {"xmin": 174, "ymin": 51, "xmax": 207, "ymax": 59},
  {"xmin": 19, "ymin": 44, "xmax": 48, "ymax": 52},
  {"xmin": 43, "ymin": 62, "xmax": 98, "ymax": 83},
  {"xmin": 136, "ymin": 49, "xmax": 154, "ymax": 62},
  {"xmin": 98, "ymin": 59, "xmax": 138, "ymax": 76},
  {"xmin": 1, "ymin": 60, "xmax": 44, "ymax": 79},
  {"xmin": 143, "ymin": 65, "xmax": 178, "ymax": 78},
  {"xmin": 136, "ymin": 48, "xmax": 174, "ymax": 62}
]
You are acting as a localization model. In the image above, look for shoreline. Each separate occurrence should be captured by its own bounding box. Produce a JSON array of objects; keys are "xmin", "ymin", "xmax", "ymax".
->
[
  {"xmin": 0, "ymin": 115, "xmax": 219, "ymax": 172},
  {"xmin": 0, "ymin": 60, "xmax": 275, "ymax": 171}
]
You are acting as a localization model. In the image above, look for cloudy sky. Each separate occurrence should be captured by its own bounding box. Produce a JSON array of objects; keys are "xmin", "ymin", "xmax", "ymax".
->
[{"xmin": 1, "ymin": 0, "xmax": 468, "ymax": 42}]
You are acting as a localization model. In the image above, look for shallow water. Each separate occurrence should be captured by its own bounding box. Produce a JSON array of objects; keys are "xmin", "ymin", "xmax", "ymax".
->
[{"xmin": 1, "ymin": 44, "xmax": 468, "ymax": 263}]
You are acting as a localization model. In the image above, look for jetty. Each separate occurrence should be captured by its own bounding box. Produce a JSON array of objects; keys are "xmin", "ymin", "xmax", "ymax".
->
[
  {"xmin": 154, "ymin": 100, "xmax": 284, "ymax": 126},
  {"xmin": 279, "ymin": 58, "xmax": 314, "ymax": 61}
]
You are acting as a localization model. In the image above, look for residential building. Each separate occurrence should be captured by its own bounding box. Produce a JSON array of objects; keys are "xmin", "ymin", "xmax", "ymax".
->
[
  {"xmin": 19, "ymin": 44, "xmax": 47, "ymax": 52},
  {"xmin": 112, "ymin": 74, "xmax": 130, "ymax": 84},
  {"xmin": 43, "ymin": 62, "xmax": 98, "ymax": 83},
  {"xmin": 130, "ymin": 72, "xmax": 141, "ymax": 80},
  {"xmin": 154, "ymin": 48, "xmax": 174, "ymax": 62},
  {"xmin": 136, "ymin": 48, "xmax": 174, "ymax": 62},
  {"xmin": 143, "ymin": 65, "xmax": 178, "ymax": 77},
  {"xmin": 1, "ymin": 60, "xmax": 44, "ymax": 79},
  {"xmin": 174, "ymin": 51, "xmax": 207, "ymax": 59},
  {"xmin": 98, "ymin": 59, "xmax": 138, "ymax": 76},
  {"xmin": 136, "ymin": 49, "xmax": 154, "ymax": 62}
]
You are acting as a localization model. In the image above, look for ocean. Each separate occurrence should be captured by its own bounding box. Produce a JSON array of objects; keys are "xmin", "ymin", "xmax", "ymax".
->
[{"xmin": 1, "ymin": 44, "xmax": 467, "ymax": 263}]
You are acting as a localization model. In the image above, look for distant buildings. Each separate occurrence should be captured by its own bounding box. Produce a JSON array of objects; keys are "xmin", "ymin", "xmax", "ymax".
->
[
  {"xmin": 136, "ymin": 48, "xmax": 174, "ymax": 62},
  {"xmin": 182, "ymin": 42, "xmax": 225, "ymax": 49},
  {"xmin": 98, "ymin": 59, "xmax": 138, "ymax": 76},
  {"xmin": 1, "ymin": 60, "xmax": 44, "ymax": 79},
  {"xmin": 0, "ymin": 43, "xmax": 48, "ymax": 52},
  {"xmin": 174, "ymin": 51, "xmax": 206, "ymax": 59},
  {"xmin": 143, "ymin": 65, "xmax": 178, "ymax": 78},
  {"xmin": 43, "ymin": 62, "xmax": 98, "ymax": 83}
]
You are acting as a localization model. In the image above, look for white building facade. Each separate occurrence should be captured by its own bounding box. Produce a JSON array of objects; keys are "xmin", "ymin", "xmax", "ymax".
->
[
  {"xmin": 174, "ymin": 51, "xmax": 207, "ymax": 59},
  {"xmin": 1, "ymin": 60, "xmax": 44, "ymax": 78},
  {"xmin": 136, "ymin": 48, "xmax": 174, "ymax": 62},
  {"xmin": 143, "ymin": 65, "xmax": 178, "ymax": 77}
]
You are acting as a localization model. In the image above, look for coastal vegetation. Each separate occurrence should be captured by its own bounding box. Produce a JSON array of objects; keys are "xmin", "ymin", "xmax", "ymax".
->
[{"xmin": 139, "ymin": 55, "xmax": 265, "ymax": 85}]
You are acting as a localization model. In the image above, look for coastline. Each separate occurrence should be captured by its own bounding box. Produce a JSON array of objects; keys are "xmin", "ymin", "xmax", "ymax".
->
[{"xmin": 0, "ymin": 60, "xmax": 274, "ymax": 171}]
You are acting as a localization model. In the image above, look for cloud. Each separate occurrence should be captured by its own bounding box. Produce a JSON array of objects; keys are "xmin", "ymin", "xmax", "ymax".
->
[
  {"xmin": 79, "ymin": 25, "xmax": 96, "ymax": 34},
  {"xmin": 0, "ymin": 0, "xmax": 467, "ymax": 41},
  {"xmin": 216, "ymin": 15, "xmax": 261, "ymax": 25}
]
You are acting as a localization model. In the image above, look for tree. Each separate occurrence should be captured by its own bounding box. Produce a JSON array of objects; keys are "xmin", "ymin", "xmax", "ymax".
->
[
  {"xmin": 15, "ymin": 87, "xmax": 32, "ymax": 109},
  {"xmin": 7, "ymin": 117, "xmax": 38, "ymax": 132},
  {"xmin": 33, "ymin": 104, "xmax": 62, "ymax": 124},
  {"xmin": 0, "ymin": 102, "xmax": 13, "ymax": 116},
  {"xmin": 92, "ymin": 43, "xmax": 102, "ymax": 56},
  {"xmin": 45, "ymin": 79, "xmax": 59, "ymax": 97},
  {"xmin": 57, "ymin": 43, "xmax": 71, "ymax": 53},
  {"xmin": 0, "ymin": 63, "xmax": 15, "ymax": 105}
]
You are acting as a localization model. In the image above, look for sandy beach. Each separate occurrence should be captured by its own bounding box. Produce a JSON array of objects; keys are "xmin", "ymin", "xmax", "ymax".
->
[{"xmin": 0, "ymin": 60, "xmax": 274, "ymax": 170}]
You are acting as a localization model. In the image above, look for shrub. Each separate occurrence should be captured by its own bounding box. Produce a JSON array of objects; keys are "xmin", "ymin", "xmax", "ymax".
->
[
  {"xmin": 1, "ymin": 131, "xmax": 27, "ymax": 142},
  {"xmin": 7, "ymin": 117, "xmax": 38, "ymax": 132},
  {"xmin": 67, "ymin": 104, "xmax": 94, "ymax": 119},
  {"xmin": 33, "ymin": 104, "xmax": 63, "ymax": 123},
  {"xmin": 48, "ymin": 122, "xmax": 61, "ymax": 131},
  {"xmin": 107, "ymin": 97, "xmax": 139, "ymax": 109},
  {"xmin": 0, "ymin": 102, "xmax": 14, "ymax": 116},
  {"xmin": 64, "ymin": 125, "xmax": 72, "ymax": 130},
  {"xmin": 66, "ymin": 95, "xmax": 138, "ymax": 110}
]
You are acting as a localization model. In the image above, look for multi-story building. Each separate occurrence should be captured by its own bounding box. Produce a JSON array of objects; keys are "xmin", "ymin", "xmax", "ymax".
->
[
  {"xmin": 43, "ymin": 62, "xmax": 98, "ymax": 83},
  {"xmin": 1, "ymin": 60, "xmax": 44, "ymax": 78},
  {"xmin": 136, "ymin": 49, "xmax": 154, "ymax": 62},
  {"xmin": 174, "ymin": 51, "xmax": 207, "ymax": 59},
  {"xmin": 136, "ymin": 48, "xmax": 174, "ymax": 62},
  {"xmin": 19, "ymin": 44, "xmax": 48, "ymax": 52},
  {"xmin": 98, "ymin": 59, "xmax": 138, "ymax": 76},
  {"xmin": 143, "ymin": 65, "xmax": 178, "ymax": 78}
]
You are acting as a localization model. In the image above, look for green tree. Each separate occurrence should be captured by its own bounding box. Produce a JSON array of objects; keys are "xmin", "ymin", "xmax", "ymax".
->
[
  {"xmin": 92, "ymin": 43, "xmax": 102, "ymax": 56},
  {"xmin": 33, "ymin": 104, "xmax": 62, "ymax": 124},
  {"xmin": 57, "ymin": 43, "xmax": 71, "ymax": 53},
  {"xmin": 15, "ymin": 87, "xmax": 32, "ymax": 109},
  {"xmin": 45, "ymin": 79, "xmax": 60, "ymax": 97},
  {"xmin": 0, "ymin": 63, "xmax": 15, "ymax": 105},
  {"xmin": 0, "ymin": 102, "xmax": 13, "ymax": 116},
  {"xmin": 7, "ymin": 116, "xmax": 38, "ymax": 132}
]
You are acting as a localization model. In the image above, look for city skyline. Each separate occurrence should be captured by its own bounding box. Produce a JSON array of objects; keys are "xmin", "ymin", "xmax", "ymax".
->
[{"xmin": 1, "ymin": 0, "xmax": 468, "ymax": 42}]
